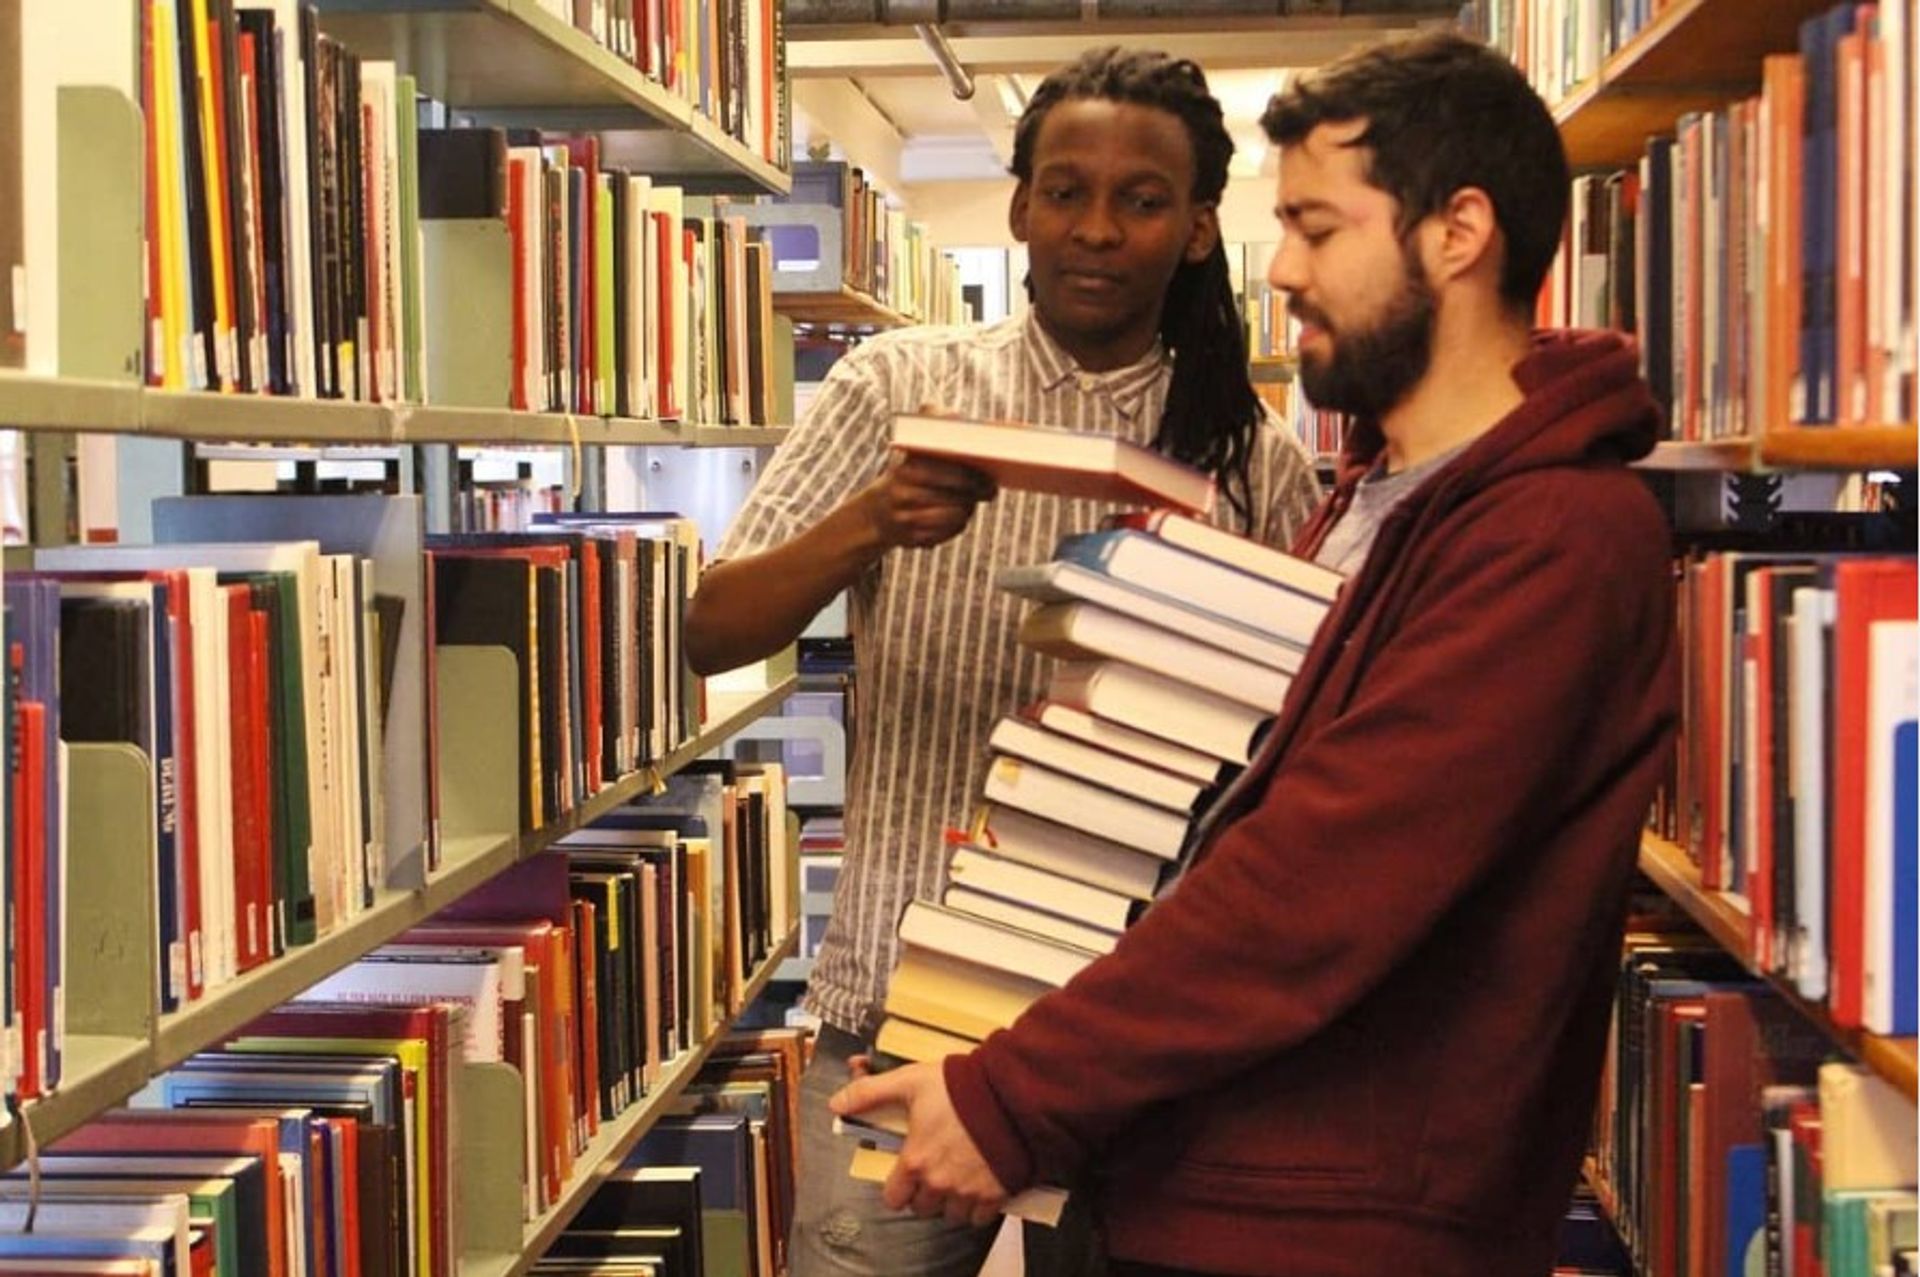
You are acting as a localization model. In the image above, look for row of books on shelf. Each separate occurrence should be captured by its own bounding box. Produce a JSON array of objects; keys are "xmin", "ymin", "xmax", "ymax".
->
[
  {"xmin": 839, "ymin": 502, "xmax": 1346, "ymax": 1218},
  {"xmin": 769, "ymin": 163, "xmax": 966, "ymax": 326},
  {"xmin": 1536, "ymin": 2, "xmax": 1916, "ymax": 436},
  {"xmin": 18, "ymin": 0, "xmax": 791, "ymax": 425},
  {"xmin": 1457, "ymin": 0, "xmax": 1719, "ymax": 111},
  {"xmin": 0, "ymin": 768, "xmax": 797, "ymax": 1276},
  {"xmin": 0, "ymin": 494, "xmax": 722, "ymax": 1107},
  {"xmin": 1653, "ymin": 551, "xmax": 1915, "ymax": 1036},
  {"xmin": 533, "ymin": 1024, "xmax": 803, "ymax": 1276},
  {"xmin": 426, "ymin": 130, "xmax": 789, "ymax": 425},
  {"xmin": 523, "ymin": 0, "xmax": 786, "ymax": 168},
  {"xmin": 451, "ymin": 478, "xmax": 568, "ymax": 535},
  {"xmin": 1588, "ymin": 916, "xmax": 1917, "ymax": 1277}
]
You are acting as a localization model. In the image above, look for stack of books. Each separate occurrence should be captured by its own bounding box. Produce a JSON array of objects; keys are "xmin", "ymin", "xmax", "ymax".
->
[{"xmin": 844, "ymin": 495, "xmax": 1344, "ymax": 1219}]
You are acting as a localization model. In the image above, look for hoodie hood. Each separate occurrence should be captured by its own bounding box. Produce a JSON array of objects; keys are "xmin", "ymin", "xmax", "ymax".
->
[{"xmin": 1295, "ymin": 328, "xmax": 1661, "ymax": 559}]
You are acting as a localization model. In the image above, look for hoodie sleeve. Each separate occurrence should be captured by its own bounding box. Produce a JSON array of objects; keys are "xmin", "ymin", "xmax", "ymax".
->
[{"xmin": 944, "ymin": 472, "xmax": 1675, "ymax": 1192}]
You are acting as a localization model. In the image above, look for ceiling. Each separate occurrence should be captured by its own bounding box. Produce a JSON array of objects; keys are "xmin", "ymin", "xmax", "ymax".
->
[{"xmin": 786, "ymin": 14, "xmax": 1450, "ymax": 189}]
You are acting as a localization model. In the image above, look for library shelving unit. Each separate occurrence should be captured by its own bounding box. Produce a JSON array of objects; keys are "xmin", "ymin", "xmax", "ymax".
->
[
  {"xmin": 1553, "ymin": 0, "xmax": 1849, "ymax": 169},
  {"xmin": 468, "ymin": 925, "xmax": 798, "ymax": 1277},
  {"xmin": 1637, "ymin": 834, "xmax": 1919, "ymax": 1102},
  {"xmin": 1635, "ymin": 427, "xmax": 1918, "ymax": 473},
  {"xmin": 0, "ymin": 374, "xmax": 793, "ymax": 449},
  {"xmin": 1525, "ymin": 0, "xmax": 1920, "ymax": 1248},
  {"xmin": 0, "ymin": 678, "xmax": 796, "ymax": 1169},
  {"xmin": 3, "ymin": 2, "xmax": 804, "ymax": 1269},
  {"xmin": 314, "ymin": 0, "xmax": 790, "ymax": 196},
  {"xmin": 773, "ymin": 286, "xmax": 918, "ymax": 331}
]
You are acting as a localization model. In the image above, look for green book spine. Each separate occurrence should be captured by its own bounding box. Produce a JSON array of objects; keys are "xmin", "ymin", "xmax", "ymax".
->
[
  {"xmin": 396, "ymin": 74, "xmax": 425, "ymax": 403},
  {"xmin": 597, "ymin": 179, "xmax": 616, "ymax": 417}
]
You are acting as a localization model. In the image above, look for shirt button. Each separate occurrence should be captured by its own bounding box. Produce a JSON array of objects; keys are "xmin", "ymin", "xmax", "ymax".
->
[{"xmin": 1076, "ymin": 374, "xmax": 1096, "ymax": 392}]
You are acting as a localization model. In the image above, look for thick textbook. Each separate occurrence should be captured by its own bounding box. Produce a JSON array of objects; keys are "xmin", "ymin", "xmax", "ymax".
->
[{"xmin": 890, "ymin": 415, "xmax": 1215, "ymax": 514}]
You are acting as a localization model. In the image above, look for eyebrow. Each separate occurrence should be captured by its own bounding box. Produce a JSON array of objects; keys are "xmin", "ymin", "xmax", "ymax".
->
[{"xmin": 1277, "ymin": 198, "xmax": 1342, "ymax": 223}]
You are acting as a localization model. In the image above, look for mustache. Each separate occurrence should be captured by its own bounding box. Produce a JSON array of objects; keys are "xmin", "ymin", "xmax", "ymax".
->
[{"xmin": 1288, "ymin": 300, "xmax": 1331, "ymax": 330}]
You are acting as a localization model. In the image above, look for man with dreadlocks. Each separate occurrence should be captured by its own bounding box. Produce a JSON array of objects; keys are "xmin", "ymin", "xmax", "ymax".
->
[{"xmin": 685, "ymin": 46, "xmax": 1320, "ymax": 1277}]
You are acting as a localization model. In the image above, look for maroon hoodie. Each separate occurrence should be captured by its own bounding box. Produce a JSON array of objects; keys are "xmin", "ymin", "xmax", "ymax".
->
[{"xmin": 944, "ymin": 330, "xmax": 1681, "ymax": 1276}]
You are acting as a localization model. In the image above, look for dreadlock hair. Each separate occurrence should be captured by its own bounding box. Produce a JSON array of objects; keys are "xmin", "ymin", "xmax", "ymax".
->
[{"xmin": 1011, "ymin": 47, "xmax": 1261, "ymax": 530}]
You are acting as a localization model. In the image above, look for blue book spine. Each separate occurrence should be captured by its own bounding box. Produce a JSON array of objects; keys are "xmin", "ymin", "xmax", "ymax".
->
[
  {"xmin": 1799, "ymin": 6, "xmax": 1858, "ymax": 425},
  {"xmin": 1050, "ymin": 530, "xmax": 1126, "ymax": 578},
  {"xmin": 147, "ymin": 584, "xmax": 182, "ymax": 1016},
  {"xmin": 1725, "ymin": 1142, "xmax": 1768, "ymax": 1277},
  {"xmin": 1892, "ymin": 721, "xmax": 1916, "ymax": 1035}
]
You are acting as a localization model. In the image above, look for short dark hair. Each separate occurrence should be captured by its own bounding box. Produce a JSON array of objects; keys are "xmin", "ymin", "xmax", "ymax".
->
[
  {"xmin": 1260, "ymin": 31, "xmax": 1569, "ymax": 308},
  {"xmin": 1009, "ymin": 48, "xmax": 1258, "ymax": 528}
]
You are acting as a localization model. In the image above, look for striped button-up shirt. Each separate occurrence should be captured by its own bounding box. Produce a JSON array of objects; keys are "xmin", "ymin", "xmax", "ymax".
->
[{"xmin": 718, "ymin": 310, "xmax": 1323, "ymax": 1035}]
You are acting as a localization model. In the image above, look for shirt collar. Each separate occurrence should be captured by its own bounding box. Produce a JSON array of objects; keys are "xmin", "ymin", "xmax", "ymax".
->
[{"xmin": 1021, "ymin": 310, "xmax": 1170, "ymax": 422}]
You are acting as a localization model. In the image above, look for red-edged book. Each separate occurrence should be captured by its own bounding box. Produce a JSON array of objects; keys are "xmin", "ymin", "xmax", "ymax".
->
[
  {"xmin": 892, "ymin": 415, "xmax": 1215, "ymax": 514},
  {"xmin": 13, "ymin": 695, "xmax": 44, "ymax": 1101},
  {"xmin": 572, "ymin": 895, "xmax": 602, "ymax": 1147},
  {"xmin": 1698, "ymin": 989, "xmax": 1828, "ymax": 1277},
  {"xmin": 242, "ymin": 1000, "xmax": 457, "ymax": 1277},
  {"xmin": 1826, "ymin": 557, "xmax": 1919, "ymax": 1027},
  {"xmin": 54, "ymin": 1111, "xmax": 290, "ymax": 1277}
]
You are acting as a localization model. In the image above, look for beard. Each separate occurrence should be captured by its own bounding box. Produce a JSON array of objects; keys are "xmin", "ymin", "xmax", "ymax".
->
[{"xmin": 1294, "ymin": 248, "xmax": 1437, "ymax": 420}]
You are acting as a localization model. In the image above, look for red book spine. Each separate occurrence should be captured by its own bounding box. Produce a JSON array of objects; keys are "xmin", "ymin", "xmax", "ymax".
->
[
  {"xmin": 508, "ymin": 162, "xmax": 529, "ymax": 412},
  {"xmin": 227, "ymin": 590, "xmax": 265, "ymax": 971},
  {"xmin": 169, "ymin": 586, "xmax": 205, "ymax": 1002},
  {"xmin": 1827, "ymin": 559, "xmax": 1920, "ymax": 1025},
  {"xmin": 580, "ymin": 541, "xmax": 603, "ymax": 792},
  {"xmin": 247, "ymin": 608, "xmax": 277, "ymax": 958},
  {"xmin": 1750, "ymin": 572, "xmax": 1777, "ymax": 970},
  {"xmin": 11, "ymin": 679, "xmax": 41, "ymax": 1101}
]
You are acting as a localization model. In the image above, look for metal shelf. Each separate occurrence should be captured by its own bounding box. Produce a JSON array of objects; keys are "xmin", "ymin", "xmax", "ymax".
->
[
  {"xmin": 4, "ymin": 679, "xmax": 795, "ymax": 1174},
  {"xmin": 461, "ymin": 926, "xmax": 800, "ymax": 1277}
]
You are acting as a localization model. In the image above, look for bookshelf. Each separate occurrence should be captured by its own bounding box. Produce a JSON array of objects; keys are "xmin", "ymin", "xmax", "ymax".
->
[
  {"xmin": 465, "ymin": 924, "xmax": 799, "ymax": 1277},
  {"xmin": 1553, "ymin": 0, "xmax": 1841, "ymax": 168},
  {"xmin": 773, "ymin": 287, "xmax": 918, "ymax": 331},
  {"xmin": 313, "ymin": 0, "xmax": 789, "ymax": 195},
  {"xmin": 0, "ymin": 678, "xmax": 797, "ymax": 1172},
  {"xmin": 1637, "ymin": 833, "xmax": 1919, "ymax": 1103},
  {"xmin": 0, "ymin": 375, "xmax": 796, "ymax": 449},
  {"xmin": 1633, "ymin": 428, "xmax": 1919, "ymax": 473}
]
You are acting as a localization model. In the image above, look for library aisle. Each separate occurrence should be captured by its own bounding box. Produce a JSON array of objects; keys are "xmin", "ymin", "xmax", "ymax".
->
[{"xmin": 2, "ymin": 0, "xmax": 1915, "ymax": 1274}]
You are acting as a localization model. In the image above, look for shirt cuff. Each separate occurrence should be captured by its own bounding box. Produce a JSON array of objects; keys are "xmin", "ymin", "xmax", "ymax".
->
[{"xmin": 944, "ymin": 1046, "xmax": 1035, "ymax": 1194}]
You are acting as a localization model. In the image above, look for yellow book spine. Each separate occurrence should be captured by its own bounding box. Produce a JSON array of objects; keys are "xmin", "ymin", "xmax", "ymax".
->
[{"xmin": 189, "ymin": 0, "xmax": 234, "ymax": 389}]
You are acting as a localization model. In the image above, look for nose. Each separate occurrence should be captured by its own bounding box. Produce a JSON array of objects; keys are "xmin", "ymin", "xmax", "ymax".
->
[
  {"xmin": 1072, "ymin": 196, "xmax": 1123, "ymax": 250},
  {"xmin": 1267, "ymin": 235, "xmax": 1306, "ymax": 292}
]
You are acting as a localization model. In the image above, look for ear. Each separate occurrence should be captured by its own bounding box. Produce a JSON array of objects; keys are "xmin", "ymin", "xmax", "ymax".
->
[
  {"xmin": 1009, "ymin": 181, "xmax": 1032, "ymax": 245},
  {"xmin": 1423, "ymin": 186, "xmax": 1500, "ymax": 290},
  {"xmin": 1182, "ymin": 202, "xmax": 1221, "ymax": 265}
]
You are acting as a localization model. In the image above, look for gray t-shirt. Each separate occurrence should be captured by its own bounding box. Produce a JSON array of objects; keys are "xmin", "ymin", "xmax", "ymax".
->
[{"xmin": 1313, "ymin": 442, "xmax": 1469, "ymax": 575}]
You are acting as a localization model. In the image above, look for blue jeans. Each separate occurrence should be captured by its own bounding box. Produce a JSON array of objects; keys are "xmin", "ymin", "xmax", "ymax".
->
[{"xmin": 792, "ymin": 1025, "xmax": 1105, "ymax": 1277}]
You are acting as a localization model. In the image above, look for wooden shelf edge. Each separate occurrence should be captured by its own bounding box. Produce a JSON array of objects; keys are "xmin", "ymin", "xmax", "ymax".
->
[
  {"xmin": 1757, "ymin": 424, "xmax": 1917, "ymax": 470},
  {"xmin": 1634, "ymin": 438, "xmax": 1759, "ymax": 471},
  {"xmin": 467, "ymin": 926, "xmax": 801, "ymax": 1277},
  {"xmin": 774, "ymin": 287, "xmax": 916, "ymax": 330},
  {"xmin": 1638, "ymin": 834, "xmax": 1918, "ymax": 1103}
]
